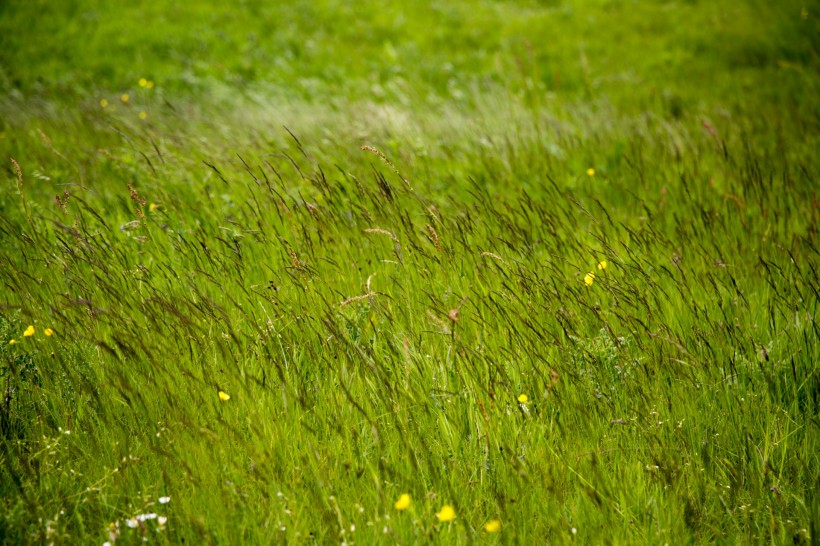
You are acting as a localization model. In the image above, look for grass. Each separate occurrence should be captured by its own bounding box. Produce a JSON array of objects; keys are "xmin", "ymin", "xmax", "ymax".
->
[{"xmin": 0, "ymin": 0, "xmax": 818, "ymax": 544}]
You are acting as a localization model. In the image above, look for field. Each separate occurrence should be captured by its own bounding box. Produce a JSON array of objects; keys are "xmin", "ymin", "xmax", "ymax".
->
[{"xmin": 0, "ymin": 1, "xmax": 818, "ymax": 544}]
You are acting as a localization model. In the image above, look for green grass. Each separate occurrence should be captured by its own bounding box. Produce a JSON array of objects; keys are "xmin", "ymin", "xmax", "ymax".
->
[{"xmin": 1, "ymin": 0, "xmax": 818, "ymax": 544}]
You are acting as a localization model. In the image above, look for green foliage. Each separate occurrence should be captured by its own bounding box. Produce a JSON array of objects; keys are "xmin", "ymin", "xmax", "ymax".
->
[{"xmin": 0, "ymin": 0, "xmax": 818, "ymax": 544}]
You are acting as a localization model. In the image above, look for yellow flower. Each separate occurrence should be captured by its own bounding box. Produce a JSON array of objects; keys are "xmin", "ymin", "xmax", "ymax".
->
[
  {"xmin": 587, "ymin": 168, "xmax": 595, "ymax": 177},
  {"xmin": 139, "ymin": 78, "xmax": 148, "ymax": 88},
  {"xmin": 120, "ymin": 94, "xmax": 129, "ymax": 104},
  {"xmin": 149, "ymin": 203, "xmax": 158, "ymax": 212},
  {"xmin": 23, "ymin": 325, "xmax": 35, "ymax": 337},
  {"xmin": 584, "ymin": 272, "xmax": 595, "ymax": 286},
  {"xmin": 218, "ymin": 391, "xmax": 230, "ymax": 401},
  {"xmin": 8, "ymin": 339, "xmax": 15, "ymax": 345},
  {"xmin": 394, "ymin": 493, "xmax": 411, "ymax": 511},
  {"xmin": 146, "ymin": 80, "xmax": 155, "ymax": 89},
  {"xmin": 44, "ymin": 328, "xmax": 54, "ymax": 336},
  {"xmin": 484, "ymin": 519, "xmax": 501, "ymax": 533},
  {"xmin": 436, "ymin": 504, "xmax": 455, "ymax": 522},
  {"xmin": 139, "ymin": 111, "xmax": 148, "ymax": 120},
  {"xmin": 517, "ymin": 394, "xmax": 528, "ymax": 404},
  {"xmin": 100, "ymin": 99, "xmax": 108, "ymax": 108},
  {"xmin": 597, "ymin": 260, "xmax": 607, "ymax": 270}
]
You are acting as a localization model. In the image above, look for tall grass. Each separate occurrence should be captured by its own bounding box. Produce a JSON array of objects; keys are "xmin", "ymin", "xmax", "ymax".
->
[{"xmin": 1, "ymin": 0, "xmax": 818, "ymax": 544}]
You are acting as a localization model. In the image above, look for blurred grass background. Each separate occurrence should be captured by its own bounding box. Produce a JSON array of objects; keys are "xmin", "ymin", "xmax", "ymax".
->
[{"xmin": 1, "ymin": 0, "xmax": 816, "ymax": 109}]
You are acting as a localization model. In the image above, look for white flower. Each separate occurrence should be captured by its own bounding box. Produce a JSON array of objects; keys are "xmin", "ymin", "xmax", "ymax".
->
[
  {"xmin": 108, "ymin": 521, "xmax": 120, "ymax": 541},
  {"xmin": 158, "ymin": 516, "xmax": 167, "ymax": 526},
  {"xmin": 126, "ymin": 519, "xmax": 138, "ymax": 528},
  {"xmin": 136, "ymin": 513, "xmax": 157, "ymax": 522},
  {"xmin": 158, "ymin": 496, "xmax": 171, "ymax": 504}
]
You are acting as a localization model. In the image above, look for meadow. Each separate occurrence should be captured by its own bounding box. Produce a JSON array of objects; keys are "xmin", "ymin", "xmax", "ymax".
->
[{"xmin": 0, "ymin": 0, "xmax": 818, "ymax": 544}]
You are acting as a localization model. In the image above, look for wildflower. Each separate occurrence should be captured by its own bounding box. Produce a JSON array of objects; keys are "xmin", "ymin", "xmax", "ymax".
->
[
  {"xmin": 149, "ymin": 203, "xmax": 158, "ymax": 212},
  {"xmin": 436, "ymin": 505, "xmax": 455, "ymax": 522},
  {"xmin": 146, "ymin": 80, "xmax": 155, "ymax": 89},
  {"xmin": 584, "ymin": 272, "xmax": 595, "ymax": 286},
  {"xmin": 108, "ymin": 521, "xmax": 120, "ymax": 541},
  {"xmin": 394, "ymin": 493, "xmax": 411, "ymax": 511},
  {"xmin": 517, "ymin": 394, "xmax": 528, "ymax": 404},
  {"xmin": 125, "ymin": 518, "xmax": 139, "ymax": 528},
  {"xmin": 484, "ymin": 519, "xmax": 501, "ymax": 533},
  {"xmin": 8, "ymin": 339, "xmax": 15, "ymax": 345},
  {"xmin": 587, "ymin": 168, "xmax": 595, "ymax": 177},
  {"xmin": 139, "ymin": 78, "xmax": 148, "ymax": 88},
  {"xmin": 139, "ymin": 111, "xmax": 148, "ymax": 120},
  {"xmin": 100, "ymin": 99, "xmax": 109, "ymax": 108},
  {"xmin": 597, "ymin": 260, "xmax": 607, "ymax": 270},
  {"xmin": 158, "ymin": 515, "xmax": 167, "ymax": 526},
  {"xmin": 120, "ymin": 94, "xmax": 129, "ymax": 104},
  {"xmin": 218, "ymin": 391, "xmax": 230, "ymax": 401},
  {"xmin": 136, "ymin": 513, "xmax": 157, "ymax": 522},
  {"xmin": 44, "ymin": 328, "xmax": 54, "ymax": 336},
  {"xmin": 24, "ymin": 325, "xmax": 35, "ymax": 337},
  {"xmin": 158, "ymin": 496, "xmax": 170, "ymax": 504}
]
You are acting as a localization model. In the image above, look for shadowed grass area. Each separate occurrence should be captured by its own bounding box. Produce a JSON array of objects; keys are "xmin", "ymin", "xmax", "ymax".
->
[{"xmin": 0, "ymin": 1, "xmax": 818, "ymax": 544}]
